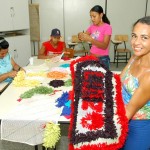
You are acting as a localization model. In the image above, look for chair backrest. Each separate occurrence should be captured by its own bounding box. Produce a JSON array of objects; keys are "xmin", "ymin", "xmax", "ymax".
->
[
  {"xmin": 64, "ymin": 48, "xmax": 74, "ymax": 58},
  {"xmin": 114, "ymin": 35, "xmax": 129, "ymax": 49},
  {"xmin": 114, "ymin": 35, "xmax": 128, "ymax": 42}
]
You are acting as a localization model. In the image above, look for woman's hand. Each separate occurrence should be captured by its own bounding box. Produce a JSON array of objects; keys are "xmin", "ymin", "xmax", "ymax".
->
[
  {"xmin": 78, "ymin": 32, "xmax": 84, "ymax": 41},
  {"xmin": 64, "ymin": 51, "xmax": 70, "ymax": 54},
  {"xmin": 8, "ymin": 71, "xmax": 18, "ymax": 78},
  {"xmin": 48, "ymin": 54, "xmax": 59, "ymax": 59},
  {"xmin": 78, "ymin": 32, "xmax": 92, "ymax": 42},
  {"xmin": 0, "ymin": 70, "xmax": 19, "ymax": 83}
]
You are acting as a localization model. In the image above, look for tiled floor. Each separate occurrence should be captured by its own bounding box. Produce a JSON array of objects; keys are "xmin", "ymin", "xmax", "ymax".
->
[{"xmin": 0, "ymin": 62, "xmax": 127, "ymax": 150}]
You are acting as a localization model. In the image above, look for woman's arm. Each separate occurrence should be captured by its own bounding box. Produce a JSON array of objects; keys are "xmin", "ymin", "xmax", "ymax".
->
[
  {"xmin": 90, "ymin": 34, "xmax": 111, "ymax": 49},
  {"xmin": 0, "ymin": 71, "xmax": 17, "ymax": 83},
  {"xmin": 11, "ymin": 58, "xmax": 24, "ymax": 72},
  {"xmin": 38, "ymin": 45, "xmax": 52, "ymax": 59},
  {"xmin": 125, "ymin": 73, "xmax": 150, "ymax": 120},
  {"xmin": 79, "ymin": 31, "xmax": 111, "ymax": 50},
  {"xmin": 0, "ymin": 71, "xmax": 17, "ymax": 82},
  {"xmin": 63, "ymin": 42, "xmax": 66, "ymax": 51},
  {"xmin": 38, "ymin": 45, "xmax": 63, "ymax": 59},
  {"xmin": 78, "ymin": 31, "xmax": 90, "ymax": 40},
  {"xmin": 0, "ymin": 56, "xmax": 26, "ymax": 82},
  {"xmin": 0, "ymin": 58, "xmax": 18, "ymax": 83},
  {"xmin": 0, "ymin": 57, "xmax": 24, "ymax": 83}
]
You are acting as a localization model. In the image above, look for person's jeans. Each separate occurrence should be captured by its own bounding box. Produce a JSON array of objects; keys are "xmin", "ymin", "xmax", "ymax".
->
[{"xmin": 98, "ymin": 56, "xmax": 110, "ymax": 69}]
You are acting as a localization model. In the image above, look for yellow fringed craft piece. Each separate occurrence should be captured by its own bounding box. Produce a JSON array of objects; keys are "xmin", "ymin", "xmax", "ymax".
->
[
  {"xmin": 27, "ymin": 72, "xmax": 46, "ymax": 77},
  {"xmin": 14, "ymin": 71, "xmax": 25, "ymax": 81},
  {"xmin": 13, "ymin": 71, "xmax": 41, "ymax": 87},
  {"xmin": 43, "ymin": 122, "xmax": 61, "ymax": 149}
]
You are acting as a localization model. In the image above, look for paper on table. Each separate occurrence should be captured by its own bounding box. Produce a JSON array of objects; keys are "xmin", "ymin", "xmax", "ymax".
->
[
  {"xmin": 24, "ymin": 63, "xmax": 49, "ymax": 72},
  {"xmin": 51, "ymin": 52, "xmax": 64, "ymax": 62}
]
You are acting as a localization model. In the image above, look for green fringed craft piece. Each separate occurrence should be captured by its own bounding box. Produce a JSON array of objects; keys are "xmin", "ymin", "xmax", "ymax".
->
[
  {"xmin": 64, "ymin": 79, "xmax": 72, "ymax": 87},
  {"xmin": 20, "ymin": 86, "xmax": 54, "ymax": 99}
]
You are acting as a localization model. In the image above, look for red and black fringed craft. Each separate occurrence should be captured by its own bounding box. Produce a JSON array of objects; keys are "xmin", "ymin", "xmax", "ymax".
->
[{"xmin": 69, "ymin": 56, "xmax": 128, "ymax": 150}]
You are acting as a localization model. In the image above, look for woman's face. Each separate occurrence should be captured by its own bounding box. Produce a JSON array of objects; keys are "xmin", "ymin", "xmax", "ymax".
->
[
  {"xmin": 90, "ymin": 11, "xmax": 102, "ymax": 25},
  {"xmin": 51, "ymin": 36, "xmax": 61, "ymax": 45},
  {"xmin": 131, "ymin": 23, "xmax": 150, "ymax": 57},
  {"xmin": 0, "ymin": 49, "xmax": 8, "ymax": 59}
]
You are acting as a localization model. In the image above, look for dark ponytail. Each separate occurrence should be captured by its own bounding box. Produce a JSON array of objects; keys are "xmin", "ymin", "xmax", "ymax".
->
[
  {"xmin": 102, "ymin": 14, "xmax": 110, "ymax": 25},
  {"xmin": 0, "ymin": 37, "xmax": 9, "ymax": 50},
  {"xmin": 90, "ymin": 5, "xmax": 110, "ymax": 25}
]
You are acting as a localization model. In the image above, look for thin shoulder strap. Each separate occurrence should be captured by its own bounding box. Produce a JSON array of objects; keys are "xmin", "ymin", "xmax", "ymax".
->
[{"xmin": 127, "ymin": 58, "xmax": 135, "ymax": 69}]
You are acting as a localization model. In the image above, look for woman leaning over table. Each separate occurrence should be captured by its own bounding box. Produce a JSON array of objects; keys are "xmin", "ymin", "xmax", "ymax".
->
[
  {"xmin": 38, "ymin": 28, "xmax": 66, "ymax": 59},
  {"xmin": 0, "ymin": 37, "xmax": 23, "ymax": 83},
  {"xmin": 78, "ymin": 5, "xmax": 112, "ymax": 69},
  {"xmin": 120, "ymin": 16, "xmax": 150, "ymax": 150}
]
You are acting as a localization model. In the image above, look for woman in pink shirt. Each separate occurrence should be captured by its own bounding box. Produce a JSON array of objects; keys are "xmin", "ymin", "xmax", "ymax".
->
[{"xmin": 79, "ymin": 5, "xmax": 112, "ymax": 69}]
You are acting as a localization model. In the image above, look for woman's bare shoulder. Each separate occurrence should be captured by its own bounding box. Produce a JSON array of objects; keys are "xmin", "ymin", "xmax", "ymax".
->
[{"xmin": 140, "ymin": 72, "xmax": 150, "ymax": 89}]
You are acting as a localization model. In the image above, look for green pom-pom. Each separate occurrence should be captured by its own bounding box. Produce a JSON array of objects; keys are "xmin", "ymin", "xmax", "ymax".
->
[
  {"xmin": 20, "ymin": 89, "xmax": 35, "ymax": 99},
  {"xmin": 64, "ymin": 79, "xmax": 72, "ymax": 87},
  {"xmin": 43, "ymin": 122, "xmax": 61, "ymax": 149}
]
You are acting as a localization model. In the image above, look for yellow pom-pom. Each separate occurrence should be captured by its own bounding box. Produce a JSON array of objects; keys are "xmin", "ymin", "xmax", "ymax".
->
[
  {"xmin": 27, "ymin": 72, "xmax": 46, "ymax": 77},
  {"xmin": 43, "ymin": 122, "xmax": 61, "ymax": 149}
]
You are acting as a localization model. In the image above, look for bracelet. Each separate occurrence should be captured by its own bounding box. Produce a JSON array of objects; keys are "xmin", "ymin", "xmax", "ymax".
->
[{"xmin": 18, "ymin": 67, "xmax": 21, "ymax": 71}]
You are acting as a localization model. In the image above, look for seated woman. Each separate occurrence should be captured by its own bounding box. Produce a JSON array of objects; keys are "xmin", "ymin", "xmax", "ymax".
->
[
  {"xmin": 38, "ymin": 28, "xmax": 66, "ymax": 59},
  {"xmin": 0, "ymin": 37, "xmax": 24, "ymax": 83}
]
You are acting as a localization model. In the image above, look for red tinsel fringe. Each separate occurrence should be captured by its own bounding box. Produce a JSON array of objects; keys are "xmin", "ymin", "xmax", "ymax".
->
[
  {"xmin": 113, "ymin": 74, "xmax": 129, "ymax": 148},
  {"xmin": 69, "ymin": 56, "xmax": 128, "ymax": 150}
]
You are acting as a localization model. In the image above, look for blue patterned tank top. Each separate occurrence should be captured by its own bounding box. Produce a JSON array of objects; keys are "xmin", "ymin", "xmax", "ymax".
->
[{"xmin": 121, "ymin": 59, "xmax": 150, "ymax": 120}]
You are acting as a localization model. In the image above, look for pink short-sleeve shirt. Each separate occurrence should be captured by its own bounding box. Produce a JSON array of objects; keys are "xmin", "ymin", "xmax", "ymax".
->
[{"xmin": 87, "ymin": 23, "xmax": 112, "ymax": 56}]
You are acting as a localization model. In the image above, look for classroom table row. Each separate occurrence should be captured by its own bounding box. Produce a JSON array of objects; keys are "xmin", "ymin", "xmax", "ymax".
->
[{"xmin": 0, "ymin": 57, "xmax": 71, "ymax": 148}]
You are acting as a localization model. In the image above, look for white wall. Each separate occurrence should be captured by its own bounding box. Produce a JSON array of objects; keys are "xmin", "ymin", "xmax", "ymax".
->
[
  {"xmin": 107, "ymin": 0, "xmax": 146, "ymax": 61},
  {"xmin": 64, "ymin": 0, "xmax": 105, "ymax": 42},
  {"xmin": 147, "ymin": 0, "xmax": 150, "ymax": 15},
  {"xmin": 33, "ymin": 0, "xmax": 64, "ymax": 43}
]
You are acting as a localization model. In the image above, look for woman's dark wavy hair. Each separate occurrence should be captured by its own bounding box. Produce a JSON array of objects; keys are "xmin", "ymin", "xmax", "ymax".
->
[
  {"xmin": 0, "ymin": 37, "xmax": 9, "ymax": 50},
  {"xmin": 133, "ymin": 16, "xmax": 150, "ymax": 28},
  {"xmin": 90, "ymin": 5, "xmax": 110, "ymax": 25}
]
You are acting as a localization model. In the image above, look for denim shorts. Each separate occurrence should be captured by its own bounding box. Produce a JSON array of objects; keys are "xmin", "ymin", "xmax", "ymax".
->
[{"xmin": 97, "ymin": 56, "xmax": 110, "ymax": 69}]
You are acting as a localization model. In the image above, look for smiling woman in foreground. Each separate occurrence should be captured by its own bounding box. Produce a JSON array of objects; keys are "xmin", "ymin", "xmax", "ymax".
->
[{"xmin": 120, "ymin": 16, "xmax": 150, "ymax": 150}]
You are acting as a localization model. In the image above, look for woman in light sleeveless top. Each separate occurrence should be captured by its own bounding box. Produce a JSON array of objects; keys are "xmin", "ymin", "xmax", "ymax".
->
[
  {"xmin": 0, "ymin": 37, "xmax": 23, "ymax": 83},
  {"xmin": 120, "ymin": 16, "xmax": 150, "ymax": 150}
]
